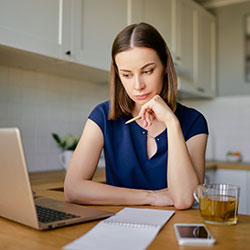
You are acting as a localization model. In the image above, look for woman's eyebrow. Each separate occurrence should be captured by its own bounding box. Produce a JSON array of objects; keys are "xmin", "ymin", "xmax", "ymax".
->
[
  {"xmin": 141, "ymin": 62, "xmax": 155, "ymax": 69},
  {"xmin": 119, "ymin": 69, "xmax": 131, "ymax": 72},
  {"xmin": 119, "ymin": 62, "xmax": 155, "ymax": 72}
]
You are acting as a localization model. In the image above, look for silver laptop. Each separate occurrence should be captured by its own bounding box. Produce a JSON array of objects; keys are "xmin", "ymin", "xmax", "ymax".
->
[{"xmin": 0, "ymin": 128, "xmax": 113, "ymax": 230}]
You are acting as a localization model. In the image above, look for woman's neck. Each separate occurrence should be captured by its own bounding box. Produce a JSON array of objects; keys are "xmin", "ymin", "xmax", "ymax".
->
[{"xmin": 132, "ymin": 104, "xmax": 141, "ymax": 117}]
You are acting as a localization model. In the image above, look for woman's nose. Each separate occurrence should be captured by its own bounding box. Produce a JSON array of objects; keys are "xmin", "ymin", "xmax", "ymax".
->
[{"xmin": 134, "ymin": 76, "xmax": 145, "ymax": 90}]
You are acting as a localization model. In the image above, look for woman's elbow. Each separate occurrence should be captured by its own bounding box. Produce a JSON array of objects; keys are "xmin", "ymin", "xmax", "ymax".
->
[
  {"xmin": 64, "ymin": 177, "xmax": 80, "ymax": 204},
  {"xmin": 174, "ymin": 197, "xmax": 194, "ymax": 210},
  {"xmin": 64, "ymin": 185, "xmax": 76, "ymax": 203}
]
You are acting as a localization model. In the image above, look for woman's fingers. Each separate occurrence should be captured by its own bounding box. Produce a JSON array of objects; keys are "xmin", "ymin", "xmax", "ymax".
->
[
  {"xmin": 145, "ymin": 110, "xmax": 152, "ymax": 127},
  {"xmin": 141, "ymin": 109, "xmax": 154, "ymax": 127},
  {"xmin": 140, "ymin": 107, "xmax": 151, "ymax": 127},
  {"xmin": 140, "ymin": 109, "xmax": 147, "ymax": 127},
  {"xmin": 139, "ymin": 94, "xmax": 172, "ymax": 127}
]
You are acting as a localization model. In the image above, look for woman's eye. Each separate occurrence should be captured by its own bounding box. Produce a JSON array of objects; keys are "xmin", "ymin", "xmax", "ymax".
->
[
  {"xmin": 144, "ymin": 69, "xmax": 154, "ymax": 74},
  {"xmin": 122, "ymin": 73, "xmax": 132, "ymax": 78}
]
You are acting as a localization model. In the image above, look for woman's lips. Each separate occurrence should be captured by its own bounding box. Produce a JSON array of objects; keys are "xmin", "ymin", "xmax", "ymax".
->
[{"xmin": 135, "ymin": 93, "xmax": 150, "ymax": 100}]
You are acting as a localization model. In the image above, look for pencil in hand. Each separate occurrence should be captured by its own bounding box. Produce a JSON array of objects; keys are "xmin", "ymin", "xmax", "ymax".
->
[{"xmin": 125, "ymin": 115, "xmax": 141, "ymax": 124}]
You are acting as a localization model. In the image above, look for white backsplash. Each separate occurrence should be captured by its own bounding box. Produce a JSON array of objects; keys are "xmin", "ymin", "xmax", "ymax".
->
[
  {"xmin": 182, "ymin": 96, "xmax": 250, "ymax": 162},
  {"xmin": 0, "ymin": 64, "xmax": 109, "ymax": 172}
]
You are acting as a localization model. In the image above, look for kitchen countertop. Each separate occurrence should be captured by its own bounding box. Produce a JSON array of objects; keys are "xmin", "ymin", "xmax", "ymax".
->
[
  {"xmin": 206, "ymin": 161, "xmax": 250, "ymax": 171},
  {"xmin": 29, "ymin": 167, "xmax": 106, "ymax": 196},
  {"xmin": 29, "ymin": 161, "xmax": 250, "ymax": 192}
]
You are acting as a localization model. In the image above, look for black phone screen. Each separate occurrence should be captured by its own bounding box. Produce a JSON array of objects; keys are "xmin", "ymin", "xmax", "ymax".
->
[{"xmin": 176, "ymin": 225, "xmax": 209, "ymax": 239}]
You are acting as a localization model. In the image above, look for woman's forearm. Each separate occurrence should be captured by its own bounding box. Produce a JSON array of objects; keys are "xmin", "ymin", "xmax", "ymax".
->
[
  {"xmin": 64, "ymin": 178, "xmax": 175, "ymax": 206},
  {"xmin": 64, "ymin": 179, "xmax": 152, "ymax": 206},
  {"xmin": 166, "ymin": 117, "xmax": 199, "ymax": 209}
]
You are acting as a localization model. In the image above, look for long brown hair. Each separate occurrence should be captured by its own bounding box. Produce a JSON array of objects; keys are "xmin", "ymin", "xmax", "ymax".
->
[{"xmin": 109, "ymin": 22, "xmax": 177, "ymax": 120}]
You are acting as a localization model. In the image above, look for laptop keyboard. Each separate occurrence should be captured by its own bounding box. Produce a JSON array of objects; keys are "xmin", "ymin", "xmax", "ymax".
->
[{"xmin": 36, "ymin": 205, "xmax": 80, "ymax": 223}]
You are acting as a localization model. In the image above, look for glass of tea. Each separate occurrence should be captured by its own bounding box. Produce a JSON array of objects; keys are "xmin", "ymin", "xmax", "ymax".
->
[{"xmin": 194, "ymin": 184, "xmax": 240, "ymax": 225}]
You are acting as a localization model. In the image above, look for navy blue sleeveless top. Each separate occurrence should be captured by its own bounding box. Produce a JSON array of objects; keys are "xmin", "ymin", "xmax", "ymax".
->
[{"xmin": 88, "ymin": 101, "xmax": 208, "ymax": 190}]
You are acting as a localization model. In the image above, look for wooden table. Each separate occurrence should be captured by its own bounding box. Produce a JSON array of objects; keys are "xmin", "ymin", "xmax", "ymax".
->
[{"xmin": 1, "ymin": 170, "xmax": 250, "ymax": 250}]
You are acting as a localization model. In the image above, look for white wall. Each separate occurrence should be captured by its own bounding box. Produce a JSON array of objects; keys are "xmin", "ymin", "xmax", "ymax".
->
[
  {"xmin": 0, "ymin": 64, "xmax": 109, "ymax": 172},
  {"xmin": 182, "ymin": 96, "xmax": 250, "ymax": 162}
]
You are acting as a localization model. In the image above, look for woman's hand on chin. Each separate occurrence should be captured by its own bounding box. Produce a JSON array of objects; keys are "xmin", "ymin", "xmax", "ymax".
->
[{"xmin": 138, "ymin": 95, "xmax": 176, "ymax": 127}]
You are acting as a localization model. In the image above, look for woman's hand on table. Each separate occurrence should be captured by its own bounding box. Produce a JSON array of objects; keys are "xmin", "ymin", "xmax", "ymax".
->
[{"xmin": 148, "ymin": 188, "xmax": 175, "ymax": 206}]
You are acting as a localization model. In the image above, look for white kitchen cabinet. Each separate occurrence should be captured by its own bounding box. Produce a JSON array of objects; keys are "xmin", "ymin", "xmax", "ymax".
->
[
  {"xmin": 0, "ymin": 0, "xmax": 128, "ymax": 71},
  {"xmin": 212, "ymin": 169, "xmax": 249, "ymax": 215},
  {"xmin": 178, "ymin": 0, "xmax": 194, "ymax": 74},
  {"xmin": 196, "ymin": 5, "xmax": 216, "ymax": 97},
  {"xmin": 177, "ymin": 0, "xmax": 216, "ymax": 98},
  {"xmin": 129, "ymin": 0, "xmax": 197, "ymax": 94},
  {"xmin": 0, "ymin": 0, "xmax": 216, "ymax": 93},
  {"xmin": 0, "ymin": 0, "xmax": 66, "ymax": 59},
  {"xmin": 176, "ymin": 0, "xmax": 196, "ymax": 94},
  {"xmin": 130, "ymin": 0, "xmax": 216, "ymax": 98},
  {"xmin": 130, "ymin": 0, "xmax": 174, "ymax": 55},
  {"xmin": 71, "ymin": 0, "xmax": 128, "ymax": 71}
]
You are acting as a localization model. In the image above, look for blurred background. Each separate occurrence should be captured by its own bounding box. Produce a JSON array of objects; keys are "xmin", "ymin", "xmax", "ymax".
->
[{"xmin": 0, "ymin": 0, "xmax": 249, "ymax": 171}]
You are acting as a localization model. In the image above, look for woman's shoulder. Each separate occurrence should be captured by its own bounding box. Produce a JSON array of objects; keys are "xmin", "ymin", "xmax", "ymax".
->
[
  {"xmin": 90, "ymin": 101, "xmax": 128, "ymax": 123},
  {"xmin": 175, "ymin": 102, "xmax": 205, "ymax": 120},
  {"xmin": 89, "ymin": 100, "xmax": 110, "ymax": 117},
  {"xmin": 88, "ymin": 100, "xmax": 128, "ymax": 134},
  {"xmin": 88, "ymin": 101, "xmax": 110, "ymax": 130},
  {"xmin": 175, "ymin": 102, "xmax": 208, "ymax": 139},
  {"xmin": 93, "ymin": 100, "xmax": 110, "ymax": 112}
]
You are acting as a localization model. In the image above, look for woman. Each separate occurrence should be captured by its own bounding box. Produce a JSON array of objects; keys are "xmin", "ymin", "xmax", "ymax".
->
[{"xmin": 64, "ymin": 23, "xmax": 208, "ymax": 209}]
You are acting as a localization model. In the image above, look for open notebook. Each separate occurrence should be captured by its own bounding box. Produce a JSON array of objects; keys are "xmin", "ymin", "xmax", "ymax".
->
[{"xmin": 64, "ymin": 207, "xmax": 175, "ymax": 250}]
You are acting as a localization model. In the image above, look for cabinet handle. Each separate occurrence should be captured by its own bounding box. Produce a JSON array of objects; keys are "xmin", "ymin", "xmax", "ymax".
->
[
  {"xmin": 65, "ymin": 50, "xmax": 71, "ymax": 56},
  {"xmin": 197, "ymin": 87, "xmax": 205, "ymax": 92}
]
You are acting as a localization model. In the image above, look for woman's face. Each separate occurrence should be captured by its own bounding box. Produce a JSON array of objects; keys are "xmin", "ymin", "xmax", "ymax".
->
[{"xmin": 115, "ymin": 47, "xmax": 165, "ymax": 111}]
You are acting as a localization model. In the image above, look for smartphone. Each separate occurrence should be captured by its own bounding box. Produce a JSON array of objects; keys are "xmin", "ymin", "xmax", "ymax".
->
[{"xmin": 174, "ymin": 223, "xmax": 216, "ymax": 246}]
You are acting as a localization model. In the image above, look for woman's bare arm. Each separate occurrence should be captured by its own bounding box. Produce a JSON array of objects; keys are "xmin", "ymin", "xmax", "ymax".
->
[
  {"xmin": 167, "ymin": 117, "xmax": 207, "ymax": 209},
  {"xmin": 64, "ymin": 119, "xmax": 174, "ymax": 206},
  {"xmin": 138, "ymin": 95, "xmax": 208, "ymax": 210}
]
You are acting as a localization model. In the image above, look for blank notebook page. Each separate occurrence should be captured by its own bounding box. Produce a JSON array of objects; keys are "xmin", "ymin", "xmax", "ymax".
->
[{"xmin": 63, "ymin": 208, "xmax": 175, "ymax": 250}]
